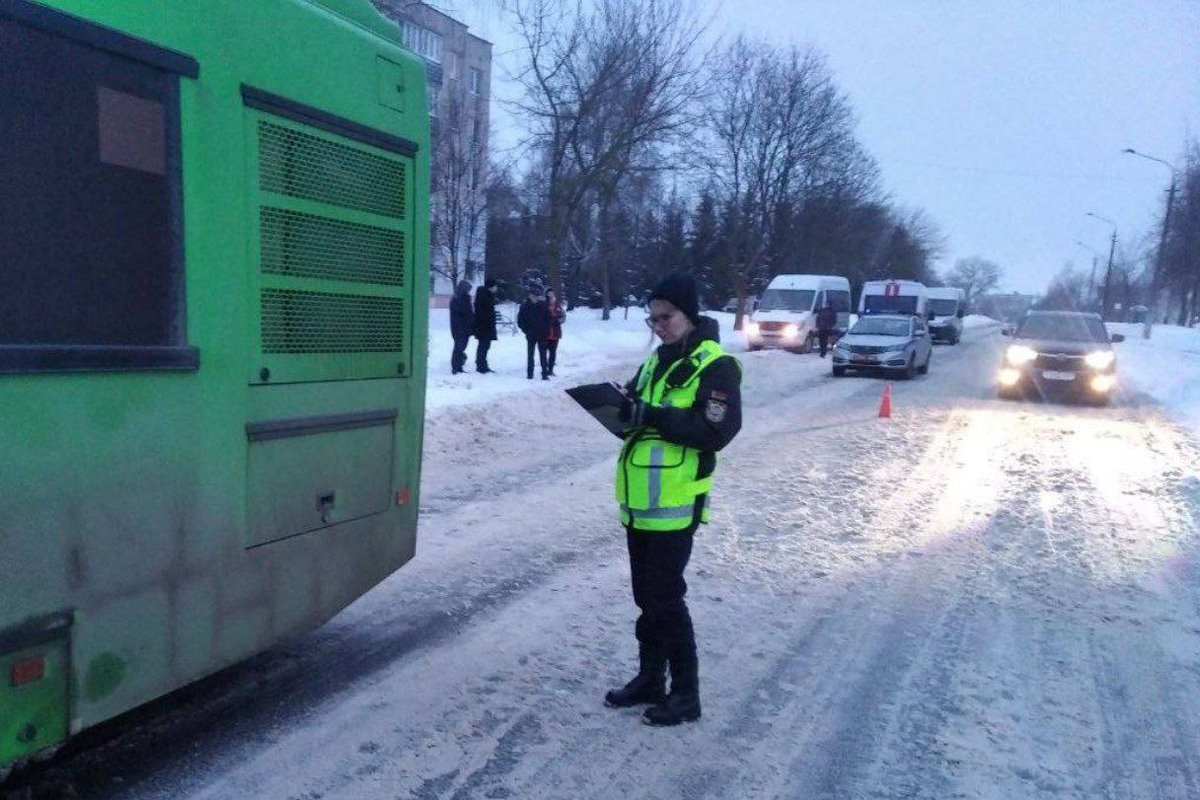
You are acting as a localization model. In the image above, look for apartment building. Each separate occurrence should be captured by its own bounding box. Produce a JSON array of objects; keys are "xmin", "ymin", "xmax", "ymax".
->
[{"xmin": 373, "ymin": 1, "xmax": 492, "ymax": 294}]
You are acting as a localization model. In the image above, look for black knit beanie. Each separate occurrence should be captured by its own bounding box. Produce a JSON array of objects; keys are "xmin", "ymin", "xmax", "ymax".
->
[{"xmin": 649, "ymin": 272, "xmax": 700, "ymax": 322}]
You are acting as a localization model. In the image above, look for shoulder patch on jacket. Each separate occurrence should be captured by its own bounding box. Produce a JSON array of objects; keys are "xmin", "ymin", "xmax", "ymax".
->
[{"xmin": 705, "ymin": 397, "xmax": 728, "ymax": 423}]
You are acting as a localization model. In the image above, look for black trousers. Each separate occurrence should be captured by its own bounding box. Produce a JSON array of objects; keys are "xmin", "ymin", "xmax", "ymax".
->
[
  {"xmin": 626, "ymin": 525, "xmax": 697, "ymax": 681},
  {"xmin": 525, "ymin": 337, "xmax": 548, "ymax": 378},
  {"xmin": 475, "ymin": 337, "xmax": 492, "ymax": 371},
  {"xmin": 546, "ymin": 339, "xmax": 559, "ymax": 374},
  {"xmin": 818, "ymin": 330, "xmax": 831, "ymax": 357},
  {"xmin": 451, "ymin": 334, "xmax": 471, "ymax": 373}
]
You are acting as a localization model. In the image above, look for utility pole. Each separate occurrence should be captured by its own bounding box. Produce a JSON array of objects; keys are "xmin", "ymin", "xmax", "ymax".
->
[
  {"xmin": 1087, "ymin": 212, "xmax": 1118, "ymax": 322},
  {"xmin": 1146, "ymin": 178, "xmax": 1177, "ymax": 335},
  {"xmin": 1088, "ymin": 256, "xmax": 1097, "ymax": 312},
  {"xmin": 1123, "ymin": 148, "xmax": 1180, "ymax": 338},
  {"xmin": 1101, "ymin": 230, "xmax": 1116, "ymax": 322}
]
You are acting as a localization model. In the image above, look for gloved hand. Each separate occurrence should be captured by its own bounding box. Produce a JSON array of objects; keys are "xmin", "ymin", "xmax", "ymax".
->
[{"xmin": 619, "ymin": 398, "xmax": 655, "ymax": 428}]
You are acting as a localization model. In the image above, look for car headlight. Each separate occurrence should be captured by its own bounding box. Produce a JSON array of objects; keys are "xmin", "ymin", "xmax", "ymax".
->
[
  {"xmin": 782, "ymin": 324, "xmax": 799, "ymax": 338},
  {"xmin": 1084, "ymin": 350, "xmax": 1115, "ymax": 370},
  {"xmin": 745, "ymin": 322, "xmax": 759, "ymax": 336},
  {"xmin": 834, "ymin": 341, "xmax": 850, "ymax": 352},
  {"xmin": 1005, "ymin": 344, "xmax": 1037, "ymax": 365}
]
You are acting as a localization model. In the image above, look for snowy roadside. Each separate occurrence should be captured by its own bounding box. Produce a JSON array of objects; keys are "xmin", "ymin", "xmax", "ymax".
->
[{"xmin": 1109, "ymin": 323, "xmax": 1200, "ymax": 434}]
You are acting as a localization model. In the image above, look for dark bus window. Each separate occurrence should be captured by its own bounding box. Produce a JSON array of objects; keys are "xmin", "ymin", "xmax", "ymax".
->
[
  {"xmin": 828, "ymin": 290, "xmax": 851, "ymax": 313},
  {"xmin": 0, "ymin": 11, "xmax": 196, "ymax": 372}
]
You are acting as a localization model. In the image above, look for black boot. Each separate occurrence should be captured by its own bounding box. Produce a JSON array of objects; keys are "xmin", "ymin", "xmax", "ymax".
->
[
  {"xmin": 642, "ymin": 649, "xmax": 700, "ymax": 726},
  {"xmin": 604, "ymin": 644, "xmax": 666, "ymax": 708}
]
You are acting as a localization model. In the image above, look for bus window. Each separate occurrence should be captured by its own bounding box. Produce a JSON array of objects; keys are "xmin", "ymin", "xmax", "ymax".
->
[{"xmin": 0, "ymin": 12, "xmax": 196, "ymax": 372}]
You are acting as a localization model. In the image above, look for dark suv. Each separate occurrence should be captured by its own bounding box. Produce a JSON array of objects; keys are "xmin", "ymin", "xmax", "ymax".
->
[{"xmin": 997, "ymin": 311, "xmax": 1124, "ymax": 404}]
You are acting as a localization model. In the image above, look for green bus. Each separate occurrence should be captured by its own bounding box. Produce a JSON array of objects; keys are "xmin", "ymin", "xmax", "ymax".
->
[{"xmin": 0, "ymin": 0, "xmax": 429, "ymax": 771}]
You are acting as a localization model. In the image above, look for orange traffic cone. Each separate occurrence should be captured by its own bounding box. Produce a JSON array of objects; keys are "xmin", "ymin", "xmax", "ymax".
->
[{"xmin": 878, "ymin": 384, "xmax": 892, "ymax": 418}]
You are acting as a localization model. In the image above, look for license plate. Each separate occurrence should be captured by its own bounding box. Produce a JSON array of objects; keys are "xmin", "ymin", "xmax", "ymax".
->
[
  {"xmin": 853, "ymin": 355, "xmax": 877, "ymax": 363},
  {"xmin": 1043, "ymin": 370, "xmax": 1075, "ymax": 381}
]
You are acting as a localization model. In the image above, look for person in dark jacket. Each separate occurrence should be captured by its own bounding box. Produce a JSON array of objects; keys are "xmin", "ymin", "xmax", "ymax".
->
[
  {"xmin": 605, "ymin": 272, "xmax": 742, "ymax": 727},
  {"xmin": 449, "ymin": 280, "xmax": 474, "ymax": 374},
  {"xmin": 815, "ymin": 301, "xmax": 838, "ymax": 358},
  {"xmin": 474, "ymin": 277, "xmax": 500, "ymax": 373},
  {"xmin": 517, "ymin": 282, "xmax": 552, "ymax": 380}
]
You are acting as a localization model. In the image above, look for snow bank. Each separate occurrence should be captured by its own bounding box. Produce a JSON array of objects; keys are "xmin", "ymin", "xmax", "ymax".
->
[
  {"xmin": 1109, "ymin": 323, "xmax": 1200, "ymax": 432},
  {"xmin": 426, "ymin": 306, "xmax": 751, "ymax": 413}
]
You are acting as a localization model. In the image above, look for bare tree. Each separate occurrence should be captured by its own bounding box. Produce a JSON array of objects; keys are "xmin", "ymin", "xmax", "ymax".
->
[
  {"xmin": 430, "ymin": 95, "xmax": 489, "ymax": 288},
  {"xmin": 944, "ymin": 256, "xmax": 1003, "ymax": 306},
  {"xmin": 507, "ymin": 0, "xmax": 704, "ymax": 301},
  {"xmin": 700, "ymin": 38, "xmax": 859, "ymax": 328}
]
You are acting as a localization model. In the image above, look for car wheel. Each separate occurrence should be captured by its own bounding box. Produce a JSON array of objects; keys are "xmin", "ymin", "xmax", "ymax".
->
[
  {"xmin": 832, "ymin": 366, "xmax": 845, "ymax": 377},
  {"xmin": 748, "ymin": 344, "xmax": 762, "ymax": 352},
  {"xmin": 799, "ymin": 334, "xmax": 814, "ymax": 354},
  {"xmin": 918, "ymin": 353, "xmax": 930, "ymax": 375}
]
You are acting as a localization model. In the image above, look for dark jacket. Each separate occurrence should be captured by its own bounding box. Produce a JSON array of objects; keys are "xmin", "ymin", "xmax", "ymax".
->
[
  {"xmin": 474, "ymin": 287, "xmax": 498, "ymax": 341},
  {"xmin": 450, "ymin": 283, "xmax": 474, "ymax": 340},
  {"xmin": 816, "ymin": 304, "xmax": 837, "ymax": 332},
  {"xmin": 517, "ymin": 298, "xmax": 552, "ymax": 341}
]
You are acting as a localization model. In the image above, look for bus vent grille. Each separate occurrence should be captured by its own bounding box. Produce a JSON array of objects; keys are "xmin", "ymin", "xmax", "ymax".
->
[
  {"xmin": 260, "ymin": 207, "xmax": 404, "ymax": 285},
  {"xmin": 258, "ymin": 121, "xmax": 405, "ymax": 219},
  {"xmin": 261, "ymin": 289, "xmax": 403, "ymax": 354}
]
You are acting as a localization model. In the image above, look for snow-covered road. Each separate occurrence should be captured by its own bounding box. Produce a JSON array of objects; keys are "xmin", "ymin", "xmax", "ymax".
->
[{"xmin": 16, "ymin": 324, "xmax": 1200, "ymax": 800}]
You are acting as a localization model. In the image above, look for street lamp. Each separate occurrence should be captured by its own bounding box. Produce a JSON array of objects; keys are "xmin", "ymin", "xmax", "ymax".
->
[
  {"xmin": 1086, "ymin": 212, "xmax": 1118, "ymax": 321},
  {"xmin": 1074, "ymin": 240, "xmax": 1101, "ymax": 311},
  {"xmin": 1122, "ymin": 147, "xmax": 1179, "ymax": 338}
]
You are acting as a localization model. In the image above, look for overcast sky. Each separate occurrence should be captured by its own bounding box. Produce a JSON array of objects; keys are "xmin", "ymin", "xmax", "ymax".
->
[{"xmin": 442, "ymin": 0, "xmax": 1199, "ymax": 294}]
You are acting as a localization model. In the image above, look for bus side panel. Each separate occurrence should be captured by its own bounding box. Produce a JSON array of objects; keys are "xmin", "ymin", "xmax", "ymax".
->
[{"xmin": 0, "ymin": 0, "xmax": 429, "ymax": 753}]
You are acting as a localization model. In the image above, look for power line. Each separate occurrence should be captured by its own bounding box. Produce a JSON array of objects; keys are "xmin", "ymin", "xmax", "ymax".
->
[{"xmin": 876, "ymin": 157, "xmax": 1164, "ymax": 183}]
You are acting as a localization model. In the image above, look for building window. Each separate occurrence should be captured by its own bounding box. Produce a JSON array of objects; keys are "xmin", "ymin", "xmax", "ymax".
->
[
  {"xmin": 0, "ymin": 10, "xmax": 196, "ymax": 372},
  {"xmin": 446, "ymin": 51, "xmax": 457, "ymax": 80},
  {"xmin": 469, "ymin": 67, "xmax": 482, "ymax": 95},
  {"xmin": 403, "ymin": 21, "xmax": 442, "ymax": 64}
]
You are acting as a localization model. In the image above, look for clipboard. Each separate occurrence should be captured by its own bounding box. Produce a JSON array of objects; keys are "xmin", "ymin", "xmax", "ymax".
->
[{"xmin": 566, "ymin": 381, "xmax": 630, "ymax": 439}]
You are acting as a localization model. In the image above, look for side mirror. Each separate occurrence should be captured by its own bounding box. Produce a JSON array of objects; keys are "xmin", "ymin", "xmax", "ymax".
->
[
  {"xmin": 927, "ymin": 310, "xmax": 936, "ymax": 321},
  {"xmin": 1111, "ymin": 333, "xmax": 1125, "ymax": 343},
  {"xmin": 1001, "ymin": 327, "xmax": 1014, "ymax": 336},
  {"xmin": 957, "ymin": 309, "xmax": 965, "ymax": 318}
]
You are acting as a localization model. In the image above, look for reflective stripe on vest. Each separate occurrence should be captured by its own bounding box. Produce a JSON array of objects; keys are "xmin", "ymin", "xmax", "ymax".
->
[{"xmin": 615, "ymin": 339, "xmax": 730, "ymax": 531}]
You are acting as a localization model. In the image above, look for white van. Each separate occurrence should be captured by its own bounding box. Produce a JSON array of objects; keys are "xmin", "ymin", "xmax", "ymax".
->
[
  {"xmin": 926, "ymin": 286, "xmax": 966, "ymax": 344},
  {"xmin": 746, "ymin": 274, "xmax": 852, "ymax": 353},
  {"xmin": 858, "ymin": 279, "xmax": 929, "ymax": 319}
]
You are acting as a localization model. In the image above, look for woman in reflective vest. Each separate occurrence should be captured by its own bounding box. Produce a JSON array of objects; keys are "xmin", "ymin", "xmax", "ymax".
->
[{"xmin": 605, "ymin": 272, "xmax": 742, "ymax": 726}]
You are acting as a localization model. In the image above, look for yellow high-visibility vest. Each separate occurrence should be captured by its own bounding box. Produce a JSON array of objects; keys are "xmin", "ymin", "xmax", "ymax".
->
[{"xmin": 616, "ymin": 339, "xmax": 730, "ymax": 531}]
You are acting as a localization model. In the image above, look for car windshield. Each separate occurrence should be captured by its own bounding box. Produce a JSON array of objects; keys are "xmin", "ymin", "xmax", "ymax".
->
[
  {"xmin": 863, "ymin": 294, "xmax": 919, "ymax": 315},
  {"xmin": 1015, "ymin": 315, "xmax": 1108, "ymax": 343},
  {"xmin": 928, "ymin": 299, "xmax": 959, "ymax": 316},
  {"xmin": 758, "ymin": 289, "xmax": 815, "ymax": 312},
  {"xmin": 851, "ymin": 317, "xmax": 911, "ymax": 337}
]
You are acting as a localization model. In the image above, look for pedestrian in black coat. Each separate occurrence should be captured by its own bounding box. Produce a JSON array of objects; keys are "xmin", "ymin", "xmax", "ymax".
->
[
  {"xmin": 517, "ymin": 283, "xmax": 552, "ymax": 379},
  {"xmin": 815, "ymin": 302, "xmax": 838, "ymax": 358},
  {"xmin": 474, "ymin": 277, "xmax": 500, "ymax": 373},
  {"xmin": 449, "ymin": 280, "xmax": 474, "ymax": 374}
]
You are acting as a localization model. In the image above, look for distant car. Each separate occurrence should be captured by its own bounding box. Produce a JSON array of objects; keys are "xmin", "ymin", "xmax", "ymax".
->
[
  {"xmin": 996, "ymin": 311, "xmax": 1123, "ymax": 404},
  {"xmin": 831, "ymin": 314, "xmax": 932, "ymax": 379}
]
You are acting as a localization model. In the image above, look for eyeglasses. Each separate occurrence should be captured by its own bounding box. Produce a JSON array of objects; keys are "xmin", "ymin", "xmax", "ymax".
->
[{"xmin": 644, "ymin": 311, "xmax": 676, "ymax": 329}]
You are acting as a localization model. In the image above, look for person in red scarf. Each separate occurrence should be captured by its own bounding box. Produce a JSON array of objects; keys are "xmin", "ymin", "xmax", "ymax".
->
[{"xmin": 545, "ymin": 288, "xmax": 565, "ymax": 377}]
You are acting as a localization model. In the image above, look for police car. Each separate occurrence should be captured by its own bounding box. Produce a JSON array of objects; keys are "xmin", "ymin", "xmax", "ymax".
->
[{"xmin": 831, "ymin": 314, "xmax": 933, "ymax": 379}]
